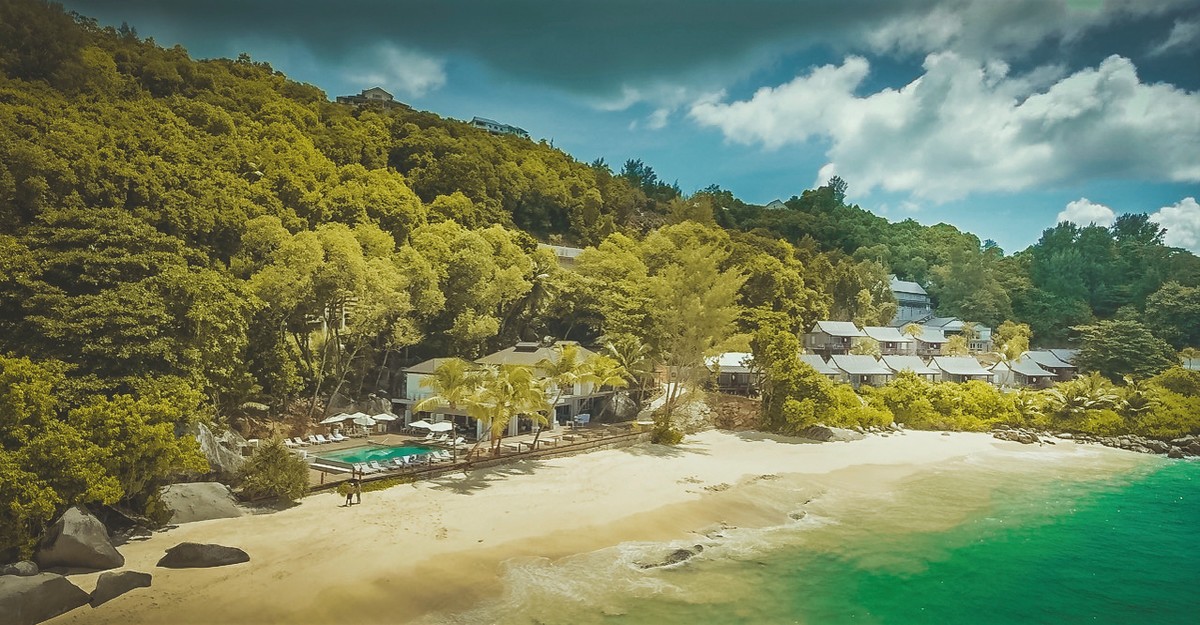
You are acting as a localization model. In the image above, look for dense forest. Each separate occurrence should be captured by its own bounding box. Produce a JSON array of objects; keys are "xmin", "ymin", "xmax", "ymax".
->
[{"xmin": 2, "ymin": 0, "xmax": 1199, "ymax": 557}]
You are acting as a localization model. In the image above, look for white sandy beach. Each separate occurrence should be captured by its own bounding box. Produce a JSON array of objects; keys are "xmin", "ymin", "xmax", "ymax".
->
[{"xmin": 47, "ymin": 430, "xmax": 1136, "ymax": 625}]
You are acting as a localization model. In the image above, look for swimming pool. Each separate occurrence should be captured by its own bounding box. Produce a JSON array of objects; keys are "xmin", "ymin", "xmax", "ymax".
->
[{"xmin": 318, "ymin": 444, "xmax": 433, "ymax": 464}]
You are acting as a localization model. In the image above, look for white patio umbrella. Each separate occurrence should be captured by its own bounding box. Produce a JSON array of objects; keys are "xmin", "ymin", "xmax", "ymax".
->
[
  {"xmin": 371, "ymin": 413, "xmax": 397, "ymax": 421},
  {"xmin": 428, "ymin": 421, "xmax": 454, "ymax": 432},
  {"xmin": 319, "ymin": 413, "xmax": 351, "ymax": 425},
  {"xmin": 409, "ymin": 420, "xmax": 433, "ymax": 429},
  {"xmin": 351, "ymin": 414, "xmax": 377, "ymax": 437}
]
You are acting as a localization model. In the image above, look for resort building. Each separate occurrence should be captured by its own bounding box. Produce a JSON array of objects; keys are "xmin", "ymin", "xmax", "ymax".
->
[
  {"xmin": 470, "ymin": 116, "xmax": 530, "ymax": 139},
  {"xmin": 476, "ymin": 341, "xmax": 612, "ymax": 429},
  {"xmin": 881, "ymin": 355, "xmax": 940, "ymax": 382},
  {"xmin": 799, "ymin": 354, "xmax": 842, "ymax": 380},
  {"xmin": 914, "ymin": 326, "xmax": 947, "ymax": 358},
  {"xmin": 830, "ymin": 354, "xmax": 894, "ymax": 388},
  {"xmin": 393, "ymin": 357, "xmax": 474, "ymax": 435},
  {"xmin": 1023, "ymin": 351, "xmax": 1077, "ymax": 382},
  {"xmin": 924, "ymin": 317, "xmax": 994, "ymax": 353},
  {"xmin": 537, "ymin": 243, "xmax": 584, "ymax": 268},
  {"xmin": 862, "ymin": 325, "xmax": 916, "ymax": 356},
  {"xmin": 990, "ymin": 356, "xmax": 1057, "ymax": 389},
  {"xmin": 891, "ymin": 277, "xmax": 933, "ymax": 326},
  {"xmin": 335, "ymin": 86, "xmax": 410, "ymax": 110},
  {"xmin": 708, "ymin": 352, "xmax": 758, "ymax": 395},
  {"xmin": 805, "ymin": 321, "xmax": 867, "ymax": 357},
  {"xmin": 929, "ymin": 356, "xmax": 994, "ymax": 383}
]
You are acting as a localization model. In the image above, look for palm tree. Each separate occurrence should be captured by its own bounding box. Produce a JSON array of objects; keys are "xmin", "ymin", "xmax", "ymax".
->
[
  {"xmin": 581, "ymin": 354, "xmax": 630, "ymax": 422},
  {"xmin": 604, "ymin": 338, "xmax": 655, "ymax": 402},
  {"xmin": 1119, "ymin": 376, "xmax": 1160, "ymax": 421},
  {"xmin": 1045, "ymin": 372, "xmax": 1120, "ymax": 424},
  {"xmin": 467, "ymin": 365, "xmax": 550, "ymax": 455},
  {"xmin": 534, "ymin": 343, "xmax": 587, "ymax": 447},
  {"xmin": 414, "ymin": 358, "xmax": 482, "ymax": 460}
]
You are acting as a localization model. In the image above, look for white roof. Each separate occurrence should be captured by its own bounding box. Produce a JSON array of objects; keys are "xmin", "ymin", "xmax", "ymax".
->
[
  {"xmin": 931, "ymin": 356, "xmax": 993, "ymax": 377},
  {"xmin": 916, "ymin": 327, "xmax": 946, "ymax": 343},
  {"xmin": 708, "ymin": 352, "xmax": 753, "ymax": 373},
  {"xmin": 799, "ymin": 354, "xmax": 840, "ymax": 376},
  {"xmin": 1008, "ymin": 356, "xmax": 1056, "ymax": 378},
  {"xmin": 812, "ymin": 321, "xmax": 866, "ymax": 338},
  {"xmin": 831, "ymin": 355, "xmax": 893, "ymax": 376},
  {"xmin": 881, "ymin": 355, "xmax": 938, "ymax": 375},
  {"xmin": 863, "ymin": 326, "xmax": 912, "ymax": 343}
]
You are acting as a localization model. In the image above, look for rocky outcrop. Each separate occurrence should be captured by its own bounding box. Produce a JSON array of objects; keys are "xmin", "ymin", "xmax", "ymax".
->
[
  {"xmin": 35, "ymin": 506, "xmax": 123, "ymax": 571},
  {"xmin": 992, "ymin": 427, "xmax": 1042, "ymax": 445},
  {"xmin": 1, "ymin": 561, "xmax": 38, "ymax": 576},
  {"xmin": 798, "ymin": 425, "xmax": 864, "ymax": 443},
  {"xmin": 157, "ymin": 482, "xmax": 245, "ymax": 524},
  {"xmin": 190, "ymin": 422, "xmax": 243, "ymax": 479},
  {"xmin": 639, "ymin": 544, "xmax": 704, "ymax": 569},
  {"xmin": 994, "ymin": 427, "xmax": 1200, "ymax": 458},
  {"xmin": 0, "ymin": 573, "xmax": 90, "ymax": 625},
  {"xmin": 89, "ymin": 570, "xmax": 152, "ymax": 607},
  {"xmin": 156, "ymin": 543, "xmax": 249, "ymax": 568}
]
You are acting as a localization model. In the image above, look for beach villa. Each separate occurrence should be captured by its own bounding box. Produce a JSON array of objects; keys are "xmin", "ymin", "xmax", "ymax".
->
[
  {"xmin": 863, "ymin": 325, "xmax": 916, "ymax": 356},
  {"xmin": 929, "ymin": 356, "xmax": 995, "ymax": 383},
  {"xmin": 805, "ymin": 321, "xmax": 867, "ymax": 357},
  {"xmin": 708, "ymin": 352, "xmax": 758, "ymax": 395},
  {"xmin": 1023, "ymin": 350, "xmax": 1078, "ymax": 382},
  {"xmin": 990, "ymin": 356, "xmax": 1057, "ymax": 389},
  {"xmin": 800, "ymin": 354, "xmax": 843, "ymax": 380},
  {"xmin": 914, "ymin": 326, "xmax": 947, "ymax": 357},
  {"xmin": 881, "ymin": 355, "xmax": 940, "ymax": 382},
  {"xmin": 830, "ymin": 354, "xmax": 895, "ymax": 388}
]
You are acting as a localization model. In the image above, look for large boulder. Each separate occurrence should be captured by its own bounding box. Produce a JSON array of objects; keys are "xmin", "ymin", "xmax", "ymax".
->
[
  {"xmin": 1, "ymin": 561, "xmax": 38, "ymax": 577},
  {"xmin": 89, "ymin": 570, "xmax": 152, "ymax": 607},
  {"xmin": 156, "ymin": 543, "xmax": 249, "ymax": 569},
  {"xmin": 0, "ymin": 573, "xmax": 90, "ymax": 625},
  {"xmin": 605, "ymin": 391, "xmax": 639, "ymax": 421},
  {"xmin": 35, "ymin": 506, "xmax": 123, "ymax": 571},
  {"xmin": 191, "ymin": 422, "xmax": 244, "ymax": 478},
  {"xmin": 798, "ymin": 425, "xmax": 865, "ymax": 443},
  {"xmin": 157, "ymin": 482, "xmax": 245, "ymax": 524}
]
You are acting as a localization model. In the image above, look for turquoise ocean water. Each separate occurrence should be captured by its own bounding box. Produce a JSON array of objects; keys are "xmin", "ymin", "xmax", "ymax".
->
[{"xmin": 424, "ymin": 448, "xmax": 1199, "ymax": 625}]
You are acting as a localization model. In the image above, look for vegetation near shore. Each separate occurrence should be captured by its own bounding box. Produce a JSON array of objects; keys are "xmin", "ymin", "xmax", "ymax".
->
[{"xmin": 1, "ymin": 0, "xmax": 1198, "ymax": 557}]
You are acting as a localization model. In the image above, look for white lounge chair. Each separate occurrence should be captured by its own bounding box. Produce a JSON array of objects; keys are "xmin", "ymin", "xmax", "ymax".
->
[
  {"xmin": 368, "ymin": 460, "xmax": 389, "ymax": 472},
  {"xmin": 283, "ymin": 438, "xmax": 299, "ymax": 448},
  {"xmin": 355, "ymin": 463, "xmax": 379, "ymax": 474},
  {"xmin": 292, "ymin": 437, "xmax": 310, "ymax": 447},
  {"xmin": 391, "ymin": 458, "xmax": 408, "ymax": 470},
  {"xmin": 314, "ymin": 434, "xmax": 332, "ymax": 444},
  {"xmin": 329, "ymin": 432, "xmax": 348, "ymax": 442},
  {"xmin": 423, "ymin": 431, "xmax": 435, "ymax": 440}
]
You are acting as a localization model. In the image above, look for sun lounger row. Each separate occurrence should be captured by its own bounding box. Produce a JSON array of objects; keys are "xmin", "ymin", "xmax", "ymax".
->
[
  {"xmin": 283, "ymin": 433, "xmax": 350, "ymax": 449},
  {"xmin": 351, "ymin": 451, "xmax": 456, "ymax": 475}
]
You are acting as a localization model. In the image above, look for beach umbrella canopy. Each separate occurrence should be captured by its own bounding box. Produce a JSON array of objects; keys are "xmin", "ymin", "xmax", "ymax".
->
[
  {"xmin": 371, "ymin": 413, "xmax": 397, "ymax": 421},
  {"xmin": 409, "ymin": 420, "xmax": 433, "ymax": 429},
  {"xmin": 428, "ymin": 421, "xmax": 454, "ymax": 432},
  {"xmin": 351, "ymin": 415, "xmax": 377, "ymax": 428},
  {"xmin": 319, "ymin": 413, "xmax": 351, "ymax": 424}
]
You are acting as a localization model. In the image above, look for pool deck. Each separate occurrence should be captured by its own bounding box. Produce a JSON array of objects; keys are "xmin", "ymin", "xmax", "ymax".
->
[{"xmin": 301, "ymin": 423, "xmax": 650, "ymax": 490}]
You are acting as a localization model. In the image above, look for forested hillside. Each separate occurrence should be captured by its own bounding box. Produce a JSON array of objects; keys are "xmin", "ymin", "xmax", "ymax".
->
[{"xmin": 2, "ymin": 0, "xmax": 1199, "ymax": 556}]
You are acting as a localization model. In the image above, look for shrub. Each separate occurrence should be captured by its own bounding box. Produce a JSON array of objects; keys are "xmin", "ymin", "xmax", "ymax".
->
[{"xmin": 238, "ymin": 437, "xmax": 308, "ymax": 502}]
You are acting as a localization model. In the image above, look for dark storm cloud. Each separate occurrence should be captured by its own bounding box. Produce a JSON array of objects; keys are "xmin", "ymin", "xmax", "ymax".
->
[{"xmin": 63, "ymin": 0, "xmax": 1200, "ymax": 100}]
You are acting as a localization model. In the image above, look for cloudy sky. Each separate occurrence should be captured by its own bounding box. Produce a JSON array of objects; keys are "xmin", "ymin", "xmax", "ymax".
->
[{"xmin": 63, "ymin": 0, "xmax": 1200, "ymax": 253}]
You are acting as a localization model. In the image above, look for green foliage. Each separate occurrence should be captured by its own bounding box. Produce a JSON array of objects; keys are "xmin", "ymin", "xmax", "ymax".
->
[
  {"xmin": 238, "ymin": 438, "xmax": 309, "ymax": 502},
  {"xmin": 870, "ymin": 373, "xmax": 1016, "ymax": 431},
  {"xmin": 1074, "ymin": 319, "xmax": 1177, "ymax": 381}
]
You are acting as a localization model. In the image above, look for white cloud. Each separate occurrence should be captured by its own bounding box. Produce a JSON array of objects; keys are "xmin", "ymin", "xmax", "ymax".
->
[
  {"xmin": 348, "ymin": 44, "xmax": 446, "ymax": 98},
  {"xmin": 1057, "ymin": 198, "xmax": 1116, "ymax": 226},
  {"xmin": 1151, "ymin": 197, "xmax": 1200, "ymax": 252},
  {"xmin": 1150, "ymin": 18, "xmax": 1200, "ymax": 56},
  {"xmin": 690, "ymin": 53, "xmax": 1200, "ymax": 201}
]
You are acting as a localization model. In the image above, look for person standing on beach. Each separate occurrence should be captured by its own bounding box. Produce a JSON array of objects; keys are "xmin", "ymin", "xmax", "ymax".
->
[
  {"xmin": 344, "ymin": 477, "xmax": 355, "ymax": 506},
  {"xmin": 354, "ymin": 471, "xmax": 363, "ymax": 504}
]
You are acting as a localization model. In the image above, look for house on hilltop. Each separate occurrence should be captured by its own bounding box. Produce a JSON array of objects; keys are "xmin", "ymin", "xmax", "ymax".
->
[
  {"xmin": 470, "ymin": 116, "xmax": 530, "ymax": 139},
  {"xmin": 890, "ymin": 277, "xmax": 933, "ymax": 326},
  {"xmin": 335, "ymin": 86, "xmax": 410, "ymax": 110}
]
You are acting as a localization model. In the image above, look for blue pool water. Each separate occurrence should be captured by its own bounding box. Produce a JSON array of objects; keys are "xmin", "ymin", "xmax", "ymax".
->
[{"xmin": 318, "ymin": 444, "xmax": 433, "ymax": 464}]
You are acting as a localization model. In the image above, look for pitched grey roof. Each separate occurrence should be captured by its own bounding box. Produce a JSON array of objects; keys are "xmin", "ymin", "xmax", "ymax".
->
[
  {"xmin": 831, "ymin": 355, "xmax": 893, "ymax": 376},
  {"xmin": 1048, "ymin": 349, "xmax": 1079, "ymax": 365},
  {"xmin": 799, "ymin": 354, "xmax": 840, "ymax": 376},
  {"xmin": 924, "ymin": 317, "xmax": 963, "ymax": 331},
  {"xmin": 1009, "ymin": 356, "xmax": 1056, "ymax": 378},
  {"xmin": 931, "ymin": 356, "xmax": 993, "ymax": 377},
  {"xmin": 881, "ymin": 355, "xmax": 938, "ymax": 375},
  {"xmin": 863, "ymin": 326, "xmax": 912, "ymax": 343},
  {"xmin": 890, "ymin": 277, "xmax": 928, "ymax": 296},
  {"xmin": 476, "ymin": 341, "xmax": 598, "ymax": 367},
  {"xmin": 916, "ymin": 327, "xmax": 946, "ymax": 343},
  {"xmin": 812, "ymin": 321, "xmax": 866, "ymax": 337},
  {"xmin": 1024, "ymin": 350, "xmax": 1075, "ymax": 370}
]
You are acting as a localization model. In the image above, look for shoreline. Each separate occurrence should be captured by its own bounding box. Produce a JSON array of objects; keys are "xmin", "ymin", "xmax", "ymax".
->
[{"xmin": 48, "ymin": 429, "xmax": 1150, "ymax": 625}]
